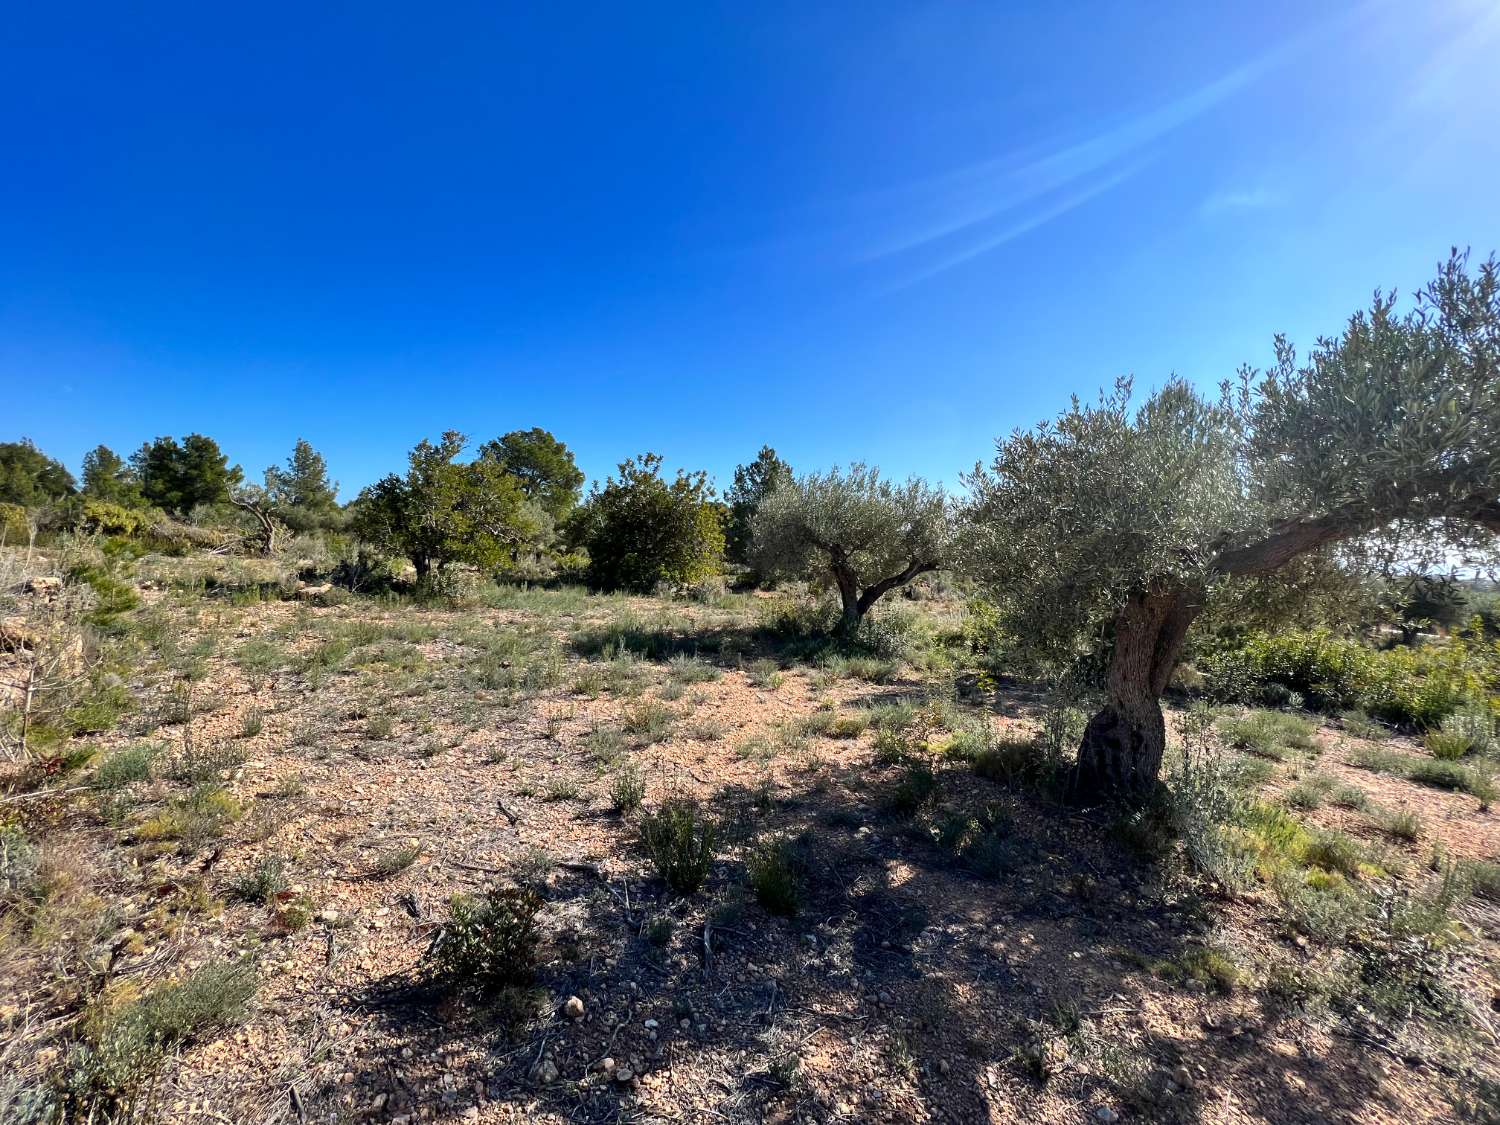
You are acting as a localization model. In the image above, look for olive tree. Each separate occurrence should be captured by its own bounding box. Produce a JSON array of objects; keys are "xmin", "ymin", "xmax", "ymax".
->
[
  {"xmin": 965, "ymin": 252, "xmax": 1500, "ymax": 798},
  {"xmin": 751, "ymin": 464, "xmax": 952, "ymax": 632}
]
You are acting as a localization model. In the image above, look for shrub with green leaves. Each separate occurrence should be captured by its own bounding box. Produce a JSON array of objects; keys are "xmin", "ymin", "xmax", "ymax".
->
[
  {"xmin": 747, "ymin": 836, "xmax": 806, "ymax": 916},
  {"xmin": 93, "ymin": 744, "xmax": 158, "ymax": 790},
  {"xmin": 60, "ymin": 960, "xmax": 256, "ymax": 1120},
  {"xmin": 228, "ymin": 856, "xmax": 289, "ymax": 904},
  {"xmin": 610, "ymin": 762, "xmax": 645, "ymax": 814},
  {"xmin": 639, "ymin": 798, "xmax": 718, "ymax": 893},
  {"xmin": 1216, "ymin": 710, "xmax": 1316, "ymax": 759},
  {"xmin": 428, "ymin": 888, "xmax": 544, "ymax": 992}
]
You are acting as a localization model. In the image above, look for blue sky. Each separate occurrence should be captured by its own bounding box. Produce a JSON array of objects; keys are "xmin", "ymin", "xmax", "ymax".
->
[{"xmin": 4, "ymin": 1, "xmax": 1499, "ymax": 498}]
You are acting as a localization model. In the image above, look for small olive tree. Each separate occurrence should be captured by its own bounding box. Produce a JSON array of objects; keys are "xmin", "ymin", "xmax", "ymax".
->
[
  {"xmin": 964, "ymin": 251, "xmax": 1500, "ymax": 798},
  {"xmin": 751, "ymin": 464, "xmax": 952, "ymax": 633}
]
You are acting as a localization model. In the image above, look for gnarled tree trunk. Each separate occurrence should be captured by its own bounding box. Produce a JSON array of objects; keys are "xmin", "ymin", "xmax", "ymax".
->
[{"xmin": 1074, "ymin": 584, "xmax": 1203, "ymax": 799}]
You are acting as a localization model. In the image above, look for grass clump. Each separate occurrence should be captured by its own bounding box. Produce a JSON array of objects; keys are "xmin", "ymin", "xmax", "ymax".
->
[
  {"xmin": 1424, "ymin": 728, "xmax": 1473, "ymax": 761},
  {"xmin": 886, "ymin": 761, "xmax": 938, "ymax": 815},
  {"xmin": 60, "ymin": 960, "xmax": 256, "ymax": 1120},
  {"xmin": 428, "ymin": 887, "xmax": 543, "ymax": 992},
  {"xmin": 93, "ymin": 744, "xmax": 158, "ymax": 790},
  {"xmin": 667, "ymin": 654, "xmax": 720, "ymax": 684},
  {"xmin": 610, "ymin": 762, "xmax": 645, "ymax": 814},
  {"xmin": 621, "ymin": 699, "xmax": 677, "ymax": 743},
  {"xmin": 747, "ymin": 835, "xmax": 807, "ymax": 916},
  {"xmin": 1329, "ymin": 783, "xmax": 1370, "ymax": 810},
  {"xmin": 227, "ymin": 856, "xmax": 289, "ymax": 904},
  {"xmin": 1216, "ymin": 710, "xmax": 1316, "ymax": 760},
  {"xmin": 639, "ymin": 798, "xmax": 717, "ymax": 893},
  {"xmin": 1283, "ymin": 773, "xmax": 1335, "ymax": 810},
  {"xmin": 373, "ymin": 843, "xmax": 421, "ymax": 878},
  {"xmin": 1372, "ymin": 806, "xmax": 1423, "ymax": 842},
  {"xmin": 138, "ymin": 785, "xmax": 244, "ymax": 852},
  {"xmin": 1340, "ymin": 710, "xmax": 1388, "ymax": 741},
  {"xmin": 747, "ymin": 659, "xmax": 785, "ymax": 690}
]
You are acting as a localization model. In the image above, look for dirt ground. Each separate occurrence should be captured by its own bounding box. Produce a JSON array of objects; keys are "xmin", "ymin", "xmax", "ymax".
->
[{"xmin": 3, "ymin": 563, "xmax": 1499, "ymax": 1125}]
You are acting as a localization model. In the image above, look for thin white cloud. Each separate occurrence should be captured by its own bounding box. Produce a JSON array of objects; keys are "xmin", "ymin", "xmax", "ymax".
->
[
  {"xmin": 1199, "ymin": 187, "xmax": 1284, "ymax": 217},
  {"xmin": 841, "ymin": 7, "xmax": 1366, "ymax": 287}
]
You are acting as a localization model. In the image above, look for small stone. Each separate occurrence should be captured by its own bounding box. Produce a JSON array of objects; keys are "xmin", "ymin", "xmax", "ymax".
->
[
  {"xmin": 532, "ymin": 1060, "xmax": 559, "ymax": 1084},
  {"xmin": 318, "ymin": 909, "xmax": 340, "ymax": 924},
  {"xmin": 877, "ymin": 991, "xmax": 894, "ymax": 1006},
  {"xmin": 937, "ymin": 1059, "xmax": 950, "ymax": 1076},
  {"xmin": 1172, "ymin": 1065, "xmax": 1193, "ymax": 1089},
  {"xmin": 613, "ymin": 1067, "xmax": 634, "ymax": 1083},
  {"xmin": 600, "ymin": 1057, "xmax": 616, "ymax": 1072},
  {"xmin": 1092, "ymin": 1108, "xmax": 1119, "ymax": 1124},
  {"xmin": 643, "ymin": 1018, "xmax": 659, "ymax": 1029},
  {"xmin": 563, "ymin": 995, "xmax": 585, "ymax": 1020}
]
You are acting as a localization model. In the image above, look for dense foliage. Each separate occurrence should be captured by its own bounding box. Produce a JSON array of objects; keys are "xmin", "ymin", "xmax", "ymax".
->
[
  {"xmin": 572, "ymin": 453, "xmax": 724, "ymax": 593},
  {"xmin": 263, "ymin": 438, "xmax": 341, "ymax": 531},
  {"xmin": 352, "ymin": 431, "xmax": 547, "ymax": 585},
  {"xmin": 751, "ymin": 464, "xmax": 952, "ymax": 630},
  {"xmin": 478, "ymin": 428, "xmax": 585, "ymax": 523},
  {"xmin": 725, "ymin": 445, "xmax": 792, "ymax": 565},
  {"xmin": 0, "ymin": 439, "xmax": 76, "ymax": 507},
  {"xmin": 131, "ymin": 435, "xmax": 242, "ymax": 517}
]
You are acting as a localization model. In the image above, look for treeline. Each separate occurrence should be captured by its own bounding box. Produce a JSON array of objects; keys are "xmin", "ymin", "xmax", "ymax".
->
[{"xmin": 5, "ymin": 250, "xmax": 1499, "ymax": 796}]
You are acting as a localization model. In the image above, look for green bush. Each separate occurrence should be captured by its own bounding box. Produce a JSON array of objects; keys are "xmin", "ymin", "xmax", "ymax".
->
[
  {"xmin": 639, "ymin": 798, "xmax": 718, "ymax": 893},
  {"xmin": 747, "ymin": 836, "xmax": 805, "ymax": 916},
  {"xmin": 61, "ymin": 960, "xmax": 256, "ymax": 1119},
  {"xmin": 428, "ymin": 888, "xmax": 543, "ymax": 992},
  {"xmin": 1199, "ymin": 626, "xmax": 1499, "ymax": 728},
  {"xmin": 1425, "ymin": 728, "xmax": 1472, "ymax": 761},
  {"xmin": 93, "ymin": 744, "xmax": 158, "ymax": 789},
  {"xmin": 609, "ymin": 762, "xmax": 645, "ymax": 813},
  {"xmin": 1216, "ymin": 710, "xmax": 1316, "ymax": 759}
]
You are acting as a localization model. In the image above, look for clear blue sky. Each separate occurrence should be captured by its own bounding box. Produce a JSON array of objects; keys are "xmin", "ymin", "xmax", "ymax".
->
[{"xmin": 5, "ymin": 1, "xmax": 1498, "ymax": 498}]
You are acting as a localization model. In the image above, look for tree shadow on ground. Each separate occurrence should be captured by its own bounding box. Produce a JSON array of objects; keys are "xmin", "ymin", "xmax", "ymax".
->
[{"xmin": 291, "ymin": 727, "xmax": 1433, "ymax": 1125}]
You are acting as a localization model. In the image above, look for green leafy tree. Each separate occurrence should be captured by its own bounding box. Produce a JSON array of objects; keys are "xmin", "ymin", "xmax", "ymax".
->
[
  {"xmin": 352, "ymin": 431, "xmax": 545, "ymax": 584},
  {"xmin": 80, "ymin": 445, "xmax": 144, "ymax": 507},
  {"xmin": 131, "ymin": 435, "xmax": 242, "ymax": 517},
  {"xmin": 264, "ymin": 439, "xmax": 341, "ymax": 531},
  {"xmin": 0, "ymin": 439, "xmax": 76, "ymax": 506},
  {"xmin": 478, "ymin": 428, "xmax": 585, "ymax": 522},
  {"xmin": 726, "ymin": 446, "xmax": 793, "ymax": 565},
  {"xmin": 964, "ymin": 251, "xmax": 1500, "ymax": 798},
  {"xmin": 751, "ymin": 464, "xmax": 952, "ymax": 632},
  {"xmin": 575, "ymin": 453, "xmax": 724, "ymax": 592}
]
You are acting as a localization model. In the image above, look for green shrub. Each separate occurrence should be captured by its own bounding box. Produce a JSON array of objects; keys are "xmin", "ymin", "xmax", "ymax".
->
[
  {"xmin": 1216, "ymin": 710, "xmax": 1315, "ymax": 759},
  {"xmin": 610, "ymin": 762, "xmax": 645, "ymax": 813},
  {"xmin": 1425, "ymin": 728, "xmax": 1472, "ymax": 761},
  {"xmin": 1284, "ymin": 773, "xmax": 1334, "ymax": 810},
  {"xmin": 62, "ymin": 960, "xmax": 256, "ymax": 1119},
  {"xmin": 747, "ymin": 836, "xmax": 805, "ymax": 916},
  {"xmin": 1372, "ymin": 807, "xmax": 1423, "ymax": 842},
  {"xmin": 228, "ymin": 856, "xmax": 289, "ymax": 904},
  {"xmin": 1441, "ymin": 702, "xmax": 1496, "ymax": 755},
  {"xmin": 886, "ymin": 761, "xmax": 937, "ymax": 815},
  {"xmin": 1200, "ymin": 626, "xmax": 1498, "ymax": 729},
  {"xmin": 622, "ymin": 699, "xmax": 677, "ymax": 742},
  {"xmin": 428, "ymin": 888, "xmax": 543, "ymax": 992},
  {"xmin": 93, "ymin": 744, "xmax": 158, "ymax": 790},
  {"xmin": 640, "ymin": 798, "xmax": 717, "ymax": 893}
]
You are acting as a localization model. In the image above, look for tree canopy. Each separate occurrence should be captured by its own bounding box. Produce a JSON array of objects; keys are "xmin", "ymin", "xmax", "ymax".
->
[
  {"xmin": 0, "ymin": 440, "xmax": 76, "ymax": 507},
  {"xmin": 573, "ymin": 453, "xmax": 724, "ymax": 593},
  {"xmin": 264, "ymin": 438, "xmax": 341, "ymax": 530},
  {"xmin": 80, "ymin": 445, "xmax": 143, "ymax": 507},
  {"xmin": 352, "ymin": 431, "xmax": 546, "ymax": 584},
  {"xmin": 965, "ymin": 250, "xmax": 1500, "ymax": 796},
  {"xmin": 752, "ymin": 464, "xmax": 952, "ymax": 630},
  {"xmin": 478, "ymin": 428, "xmax": 585, "ymax": 523},
  {"xmin": 725, "ymin": 446, "xmax": 792, "ymax": 566},
  {"xmin": 131, "ymin": 434, "xmax": 242, "ymax": 517}
]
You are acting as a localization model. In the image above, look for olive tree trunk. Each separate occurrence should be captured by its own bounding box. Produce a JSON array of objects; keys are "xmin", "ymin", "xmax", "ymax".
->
[{"xmin": 1074, "ymin": 586, "xmax": 1202, "ymax": 799}]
